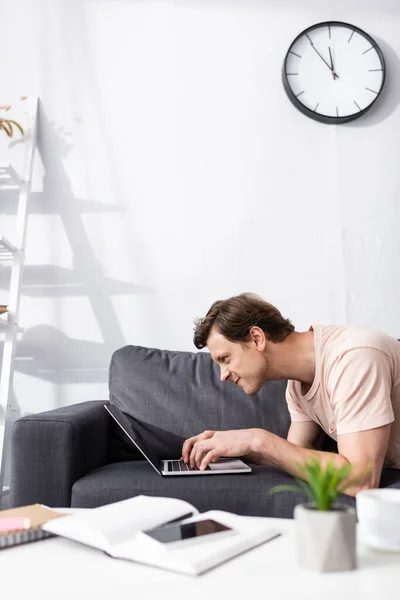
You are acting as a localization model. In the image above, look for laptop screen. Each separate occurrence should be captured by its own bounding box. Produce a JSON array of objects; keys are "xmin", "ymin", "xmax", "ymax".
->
[{"xmin": 105, "ymin": 404, "xmax": 163, "ymax": 475}]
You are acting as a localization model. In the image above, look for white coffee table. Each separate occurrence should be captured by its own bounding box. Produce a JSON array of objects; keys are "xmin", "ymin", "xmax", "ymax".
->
[{"xmin": 1, "ymin": 515, "xmax": 399, "ymax": 600}]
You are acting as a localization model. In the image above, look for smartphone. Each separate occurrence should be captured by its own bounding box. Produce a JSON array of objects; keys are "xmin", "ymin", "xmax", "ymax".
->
[{"xmin": 144, "ymin": 518, "xmax": 234, "ymax": 548}]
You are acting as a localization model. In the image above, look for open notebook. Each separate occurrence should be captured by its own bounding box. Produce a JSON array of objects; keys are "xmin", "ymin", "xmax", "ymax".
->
[{"xmin": 43, "ymin": 495, "xmax": 281, "ymax": 575}]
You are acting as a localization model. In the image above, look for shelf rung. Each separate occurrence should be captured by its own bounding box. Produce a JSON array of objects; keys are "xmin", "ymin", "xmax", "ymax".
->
[
  {"xmin": 0, "ymin": 235, "xmax": 19, "ymax": 260},
  {"xmin": 0, "ymin": 162, "xmax": 24, "ymax": 189}
]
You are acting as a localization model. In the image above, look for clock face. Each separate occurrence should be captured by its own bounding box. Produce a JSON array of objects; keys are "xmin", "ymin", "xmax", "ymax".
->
[{"xmin": 282, "ymin": 21, "xmax": 386, "ymax": 124}]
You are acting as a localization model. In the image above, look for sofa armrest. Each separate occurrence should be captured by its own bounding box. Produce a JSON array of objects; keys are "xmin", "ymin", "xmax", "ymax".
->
[{"xmin": 10, "ymin": 400, "xmax": 111, "ymax": 508}]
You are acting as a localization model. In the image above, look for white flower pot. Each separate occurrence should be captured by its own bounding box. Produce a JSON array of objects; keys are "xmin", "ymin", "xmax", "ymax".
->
[{"xmin": 294, "ymin": 503, "xmax": 357, "ymax": 572}]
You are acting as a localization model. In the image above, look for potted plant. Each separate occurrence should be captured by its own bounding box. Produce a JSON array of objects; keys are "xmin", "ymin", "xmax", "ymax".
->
[
  {"xmin": 271, "ymin": 457, "xmax": 368, "ymax": 573},
  {"xmin": 0, "ymin": 102, "xmax": 25, "ymax": 160}
]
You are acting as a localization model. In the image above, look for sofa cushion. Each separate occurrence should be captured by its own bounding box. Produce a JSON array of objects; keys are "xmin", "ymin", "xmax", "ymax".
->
[
  {"xmin": 71, "ymin": 460, "xmax": 356, "ymax": 518},
  {"xmin": 109, "ymin": 345, "xmax": 290, "ymax": 441}
]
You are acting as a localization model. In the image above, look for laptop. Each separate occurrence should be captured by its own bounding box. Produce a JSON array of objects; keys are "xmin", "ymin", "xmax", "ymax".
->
[{"xmin": 105, "ymin": 404, "xmax": 252, "ymax": 476}]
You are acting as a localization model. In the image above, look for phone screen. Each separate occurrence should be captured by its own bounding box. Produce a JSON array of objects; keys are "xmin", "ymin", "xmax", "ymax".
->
[{"xmin": 145, "ymin": 519, "xmax": 232, "ymax": 544}]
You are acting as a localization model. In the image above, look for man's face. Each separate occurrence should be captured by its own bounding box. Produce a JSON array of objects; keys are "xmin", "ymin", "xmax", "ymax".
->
[{"xmin": 207, "ymin": 327, "xmax": 267, "ymax": 396}]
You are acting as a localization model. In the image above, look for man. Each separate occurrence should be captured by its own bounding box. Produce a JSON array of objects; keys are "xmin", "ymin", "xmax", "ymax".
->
[{"xmin": 181, "ymin": 293, "xmax": 400, "ymax": 496}]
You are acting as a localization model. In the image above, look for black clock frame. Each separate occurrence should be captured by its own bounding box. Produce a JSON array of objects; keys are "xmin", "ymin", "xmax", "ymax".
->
[{"xmin": 282, "ymin": 21, "xmax": 386, "ymax": 125}]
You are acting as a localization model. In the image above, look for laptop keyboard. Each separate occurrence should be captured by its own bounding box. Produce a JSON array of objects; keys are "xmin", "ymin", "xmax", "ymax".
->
[{"xmin": 166, "ymin": 461, "xmax": 210, "ymax": 472}]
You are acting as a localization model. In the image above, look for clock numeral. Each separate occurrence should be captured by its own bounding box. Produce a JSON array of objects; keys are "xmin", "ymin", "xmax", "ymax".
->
[
  {"xmin": 314, "ymin": 103, "xmax": 319, "ymax": 112},
  {"xmin": 362, "ymin": 46, "xmax": 374, "ymax": 55},
  {"xmin": 289, "ymin": 50, "xmax": 301, "ymax": 58},
  {"xmin": 368, "ymin": 68, "xmax": 383, "ymax": 72},
  {"xmin": 366, "ymin": 87, "xmax": 378, "ymax": 94},
  {"xmin": 296, "ymin": 91, "xmax": 305, "ymax": 98},
  {"xmin": 348, "ymin": 30, "xmax": 355, "ymax": 43},
  {"xmin": 336, "ymin": 107, "xmax": 339, "ymax": 117},
  {"xmin": 328, "ymin": 25, "xmax": 331, "ymax": 39},
  {"xmin": 286, "ymin": 73, "xmax": 299, "ymax": 76},
  {"xmin": 354, "ymin": 101, "xmax": 362, "ymax": 112}
]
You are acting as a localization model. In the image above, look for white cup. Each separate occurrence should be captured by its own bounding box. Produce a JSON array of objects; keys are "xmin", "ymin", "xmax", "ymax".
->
[{"xmin": 356, "ymin": 489, "xmax": 400, "ymax": 551}]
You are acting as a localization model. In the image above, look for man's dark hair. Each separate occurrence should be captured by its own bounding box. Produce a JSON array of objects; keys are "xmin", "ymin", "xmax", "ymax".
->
[{"xmin": 193, "ymin": 292, "xmax": 295, "ymax": 349}]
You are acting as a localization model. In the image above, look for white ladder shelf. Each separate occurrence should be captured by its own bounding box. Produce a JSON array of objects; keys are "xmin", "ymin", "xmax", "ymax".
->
[{"xmin": 0, "ymin": 97, "xmax": 39, "ymax": 507}]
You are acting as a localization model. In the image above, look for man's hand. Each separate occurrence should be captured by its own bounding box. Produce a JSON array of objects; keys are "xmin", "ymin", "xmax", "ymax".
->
[{"xmin": 181, "ymin": 429, "xmax": 262, "ymax": 470}]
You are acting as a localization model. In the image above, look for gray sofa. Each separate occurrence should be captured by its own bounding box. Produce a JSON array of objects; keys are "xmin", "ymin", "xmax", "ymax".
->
[{"xmin": 10, "ymin": 345, "xmax": 400, "ymax": 517}]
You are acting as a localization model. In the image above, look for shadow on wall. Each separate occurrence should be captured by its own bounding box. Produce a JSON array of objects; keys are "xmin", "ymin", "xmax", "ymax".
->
[
  {"xmin": 345, "ymin": 38, "xmax": 400, "ymax": 128},
  {"xmin": 6, "ymin": 326, "xmax": 114, "ymax": 384},
  {"xmin": 0, "ymin": 263, "xmax": 150, "ymax": 298},
  {"xmin": 0, "ymin": 107, "xmax": 155, "ymax": 415}
]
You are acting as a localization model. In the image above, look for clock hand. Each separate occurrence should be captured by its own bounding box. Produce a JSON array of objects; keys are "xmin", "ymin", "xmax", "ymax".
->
[
  {"xmin": 328, "ymin": 46, "xmax": 339, "ymax": 80},
  {"xmin": 328, "ymin": 46, "xmax": 333, "ymax": 69},
  {"xmin": 307, "ymin": 36, "xmax": 332, "ymax": 71},
  {"xmin": 307, "ymin": 34, "xmax": 339, "ymax": 79}
]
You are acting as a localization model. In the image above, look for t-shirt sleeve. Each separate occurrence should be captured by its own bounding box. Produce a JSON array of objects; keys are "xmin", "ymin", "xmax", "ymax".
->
[
  {"xmin": 328, "ymin": 348, "xmax": 395, "ymax": 435},
  {"xmin": 285, "ymin": 384, "xmax": 313, "ymax": 422}
]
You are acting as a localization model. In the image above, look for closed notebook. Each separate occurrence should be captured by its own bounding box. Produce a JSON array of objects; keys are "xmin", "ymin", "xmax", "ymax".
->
[{"xmin": 0, "ymin": 504, "xmax": 65, "ymax": 549}]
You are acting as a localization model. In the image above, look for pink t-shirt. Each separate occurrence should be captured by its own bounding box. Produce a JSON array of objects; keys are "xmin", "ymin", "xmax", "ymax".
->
[{"xmin": 286, "ymin": 324, "xmax": 400, "ymax": 468}]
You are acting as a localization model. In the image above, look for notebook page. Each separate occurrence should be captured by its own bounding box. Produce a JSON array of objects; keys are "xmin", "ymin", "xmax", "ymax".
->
[{"xmin": 44, "ymin": 495, "xmax": 198, "ymax": 550}]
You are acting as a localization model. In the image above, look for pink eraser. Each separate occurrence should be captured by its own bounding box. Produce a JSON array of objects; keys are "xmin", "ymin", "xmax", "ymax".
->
[{"xmin": 0, "ymin": 517, "xmax": 30, "ymax": 532}]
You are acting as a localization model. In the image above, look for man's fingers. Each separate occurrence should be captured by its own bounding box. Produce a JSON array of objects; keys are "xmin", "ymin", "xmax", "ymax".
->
[
  {"xmin": 184, "ymin": 429, "xmax": 256, "ymax": 469},
  {"xmin": 191, "ymin": 441, "xmax": 217, "ymax": 469},
  {"xmin": 195, "ymin": 444, "xmax": 211, "ymax": 468},
  {"xmin": 191, "ymin": 442, "xmax": 208, "ymax": 468},
  {"xmin": 188, "ymin": 441, "xmax": 202, "ymax": 468},
  {"xmin": 190, "ymin": 446, "xmax": 200, "ymax": 469},
  {"xmin": 182, "ymin": 430, "xmax": 215, "ymax": 464},
  {"xmin": 200, "ymin": 449, "xmax": 220, "ymax": 471},
  {"xmin": 181, "ymin": 436, "xmax": 199, "ymax": 463}
]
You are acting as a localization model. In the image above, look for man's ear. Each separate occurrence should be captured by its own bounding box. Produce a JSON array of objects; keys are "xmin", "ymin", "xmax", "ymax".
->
[{"xmin": 249, "ymin": 326, "xmax": 266, "ymax": 350}]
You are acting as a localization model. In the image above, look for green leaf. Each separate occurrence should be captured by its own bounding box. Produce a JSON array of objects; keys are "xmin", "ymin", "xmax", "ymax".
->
[
  {"xmin": 296, "ymin": 479, "xmax": 314, "ymax": 502},
  {"xmin": 0, "ymin": 121, "xmax": 12, "ymax": 137},
  {"xmin": 280, "ymin": 457, "xmax": 365, "ymax": 511},
  {"xmin": 7, "ymin": 119, "xmax": 24, "ymax": 136}
]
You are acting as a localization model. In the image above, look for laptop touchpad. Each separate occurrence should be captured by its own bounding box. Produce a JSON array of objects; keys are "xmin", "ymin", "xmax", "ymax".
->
[{"xmin": 209, "ymin": 459, "xmax": 245, "ymax": 470}]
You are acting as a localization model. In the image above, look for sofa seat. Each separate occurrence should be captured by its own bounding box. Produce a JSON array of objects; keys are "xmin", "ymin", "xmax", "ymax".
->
[{"xmin": 71, "ymin": 460, "xmax": 356, "ymax": 518}]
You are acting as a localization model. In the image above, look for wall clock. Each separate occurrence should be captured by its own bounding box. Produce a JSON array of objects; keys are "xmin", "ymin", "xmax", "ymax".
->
[{"xmin": 282, "ymin": 21, "xmax": 386, "ymax": 124}]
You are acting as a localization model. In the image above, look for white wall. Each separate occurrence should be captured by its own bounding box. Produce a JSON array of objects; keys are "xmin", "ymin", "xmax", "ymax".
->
[{"xmin": 1, "ymin": 0, "xmax": 400, "ymax": 417}]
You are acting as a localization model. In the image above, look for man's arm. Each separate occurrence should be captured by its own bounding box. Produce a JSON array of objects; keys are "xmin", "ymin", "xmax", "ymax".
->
[
  {"xmin": 182, "ymin": 423, "xmax": 391, "ymax": 496},
  {"xmin": 181, "ymin": 421, "xmax": 323, "ymax": 463},
  {"xmin": 336, "ymin": 425, "xmax": 391, "ymax": 492},
  {"xmin": 251, "ymin": 423, "xmax": 391, "ymax": 496},
  {"xmin": 287, "ymin": 421, "xmax": 323, "ymax": 448}
]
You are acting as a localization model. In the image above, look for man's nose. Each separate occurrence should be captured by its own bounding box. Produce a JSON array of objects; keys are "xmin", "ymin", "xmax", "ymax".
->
[{"xmin": 220, "ymin": 367, "xmax": 230, "ymax": 382}]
